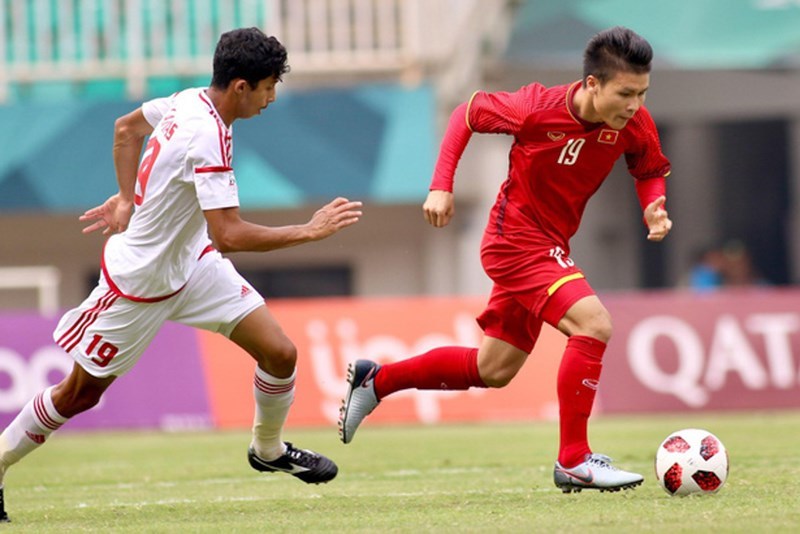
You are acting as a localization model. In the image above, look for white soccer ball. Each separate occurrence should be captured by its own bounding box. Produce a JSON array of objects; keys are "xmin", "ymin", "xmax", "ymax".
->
[{"xmin": 654, "ymin": 428, "xmax": 729, "ymax": 496}]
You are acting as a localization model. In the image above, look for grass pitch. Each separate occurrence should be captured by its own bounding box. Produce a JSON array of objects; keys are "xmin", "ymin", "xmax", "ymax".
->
[{"xmin": 5, "ymin": 411, "xmax": 799, "ymax": 533}]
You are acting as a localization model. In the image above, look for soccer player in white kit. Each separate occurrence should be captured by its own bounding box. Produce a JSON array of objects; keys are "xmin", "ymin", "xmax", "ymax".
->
[{"xmin": 0, "ymin": 28, "xmax": 361, "ymax": 521}]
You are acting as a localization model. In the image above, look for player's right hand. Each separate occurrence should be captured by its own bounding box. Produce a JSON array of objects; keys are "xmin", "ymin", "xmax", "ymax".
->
[
  {"xmin": 423, "ymin": 190, "xmax": 455, "ymax": 228},
  {"xmin": 80, "ymin": 194, "xmax": 134, "ymax": 235}
]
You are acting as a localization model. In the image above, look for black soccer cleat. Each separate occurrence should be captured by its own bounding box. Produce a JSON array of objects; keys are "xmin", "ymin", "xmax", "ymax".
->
[
  {"xmin": 0, "ymin": 486, "xmax": 10, "ymax": 523},
  {"xmin": 248, "ymin": 442, "xmax": 338, "ymax": 484}
]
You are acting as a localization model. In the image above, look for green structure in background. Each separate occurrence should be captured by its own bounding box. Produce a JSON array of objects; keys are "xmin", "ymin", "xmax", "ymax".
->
[
  {"xmin": 0, "ymin": 83, "xmax": 435, "ymax": 211},
  {"xmin": 508, "ymin": 0, "xmax": 800, "ymax": 69}
]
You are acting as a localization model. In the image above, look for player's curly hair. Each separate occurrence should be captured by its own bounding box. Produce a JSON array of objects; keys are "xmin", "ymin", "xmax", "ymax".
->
[
  {"xmin": 582, "ymin": 26, "xmax": 652, "ymax": 86},
  {"xmin": 211, "ymin": 27, "xmax": 290, "ymax": 89}
]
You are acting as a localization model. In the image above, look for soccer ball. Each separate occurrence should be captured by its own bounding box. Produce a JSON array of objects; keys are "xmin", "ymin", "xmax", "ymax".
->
[{"xmin": 654, "ymin": 428, "xmax": 729, "ymax": 496}]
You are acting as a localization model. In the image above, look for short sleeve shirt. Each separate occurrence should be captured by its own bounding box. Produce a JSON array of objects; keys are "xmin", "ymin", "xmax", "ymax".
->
[{"xmin": 102, "ymin": 88, "xmax": 239, "ymax": 299}]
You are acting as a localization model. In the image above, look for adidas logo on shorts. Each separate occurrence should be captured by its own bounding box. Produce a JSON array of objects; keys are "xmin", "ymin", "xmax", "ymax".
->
[{"xmin": 241, "ymin": 285, "xmax": 252, "ymax": 298}]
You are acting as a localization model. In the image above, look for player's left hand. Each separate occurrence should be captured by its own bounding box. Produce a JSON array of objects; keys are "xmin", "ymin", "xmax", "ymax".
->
[
  {"xmin": 307, "ymin": 197, "xmax": 363, "ymax": 240},
  {"xmin": 644, "ymin": 195, "xmax": 672, "ymax": 242},
  {"xmin": 80, "ymin": 194, "xmax": 134, "ymax": 235}
]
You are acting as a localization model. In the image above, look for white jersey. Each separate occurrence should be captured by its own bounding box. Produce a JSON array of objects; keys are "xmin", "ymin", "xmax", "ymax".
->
[{"xmin": 102, "ymin": 88, "xmax": 239, "ymax": 300}]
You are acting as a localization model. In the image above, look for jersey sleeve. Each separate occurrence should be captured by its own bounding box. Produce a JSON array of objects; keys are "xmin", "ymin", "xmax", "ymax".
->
[
  {"xmin": 429, "ymin": 102, "xmax": 473, "ymax": 192},
  {"xmin": 187, "ymin": 121, "xmax": 239, "ymax": 210},
  {"xmin": 467, "ymin": 83, "xmax": 543, "ymax": 136},
  {"xmin": 142, "ymin": 96, "xmax": 172, "ymax": 128},
  {"xmin": 625, "ymin": 108, "xmax": 671, "ymax": 180},
  {"xmin": 635, "ymin": 175, "xmax": 666, "ymax": 211}
]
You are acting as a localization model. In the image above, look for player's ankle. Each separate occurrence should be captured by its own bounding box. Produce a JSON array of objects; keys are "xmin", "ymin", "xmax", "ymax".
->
[{"xmin": 250, "ymin": 440, "xmax": 285, "ymax": 461}]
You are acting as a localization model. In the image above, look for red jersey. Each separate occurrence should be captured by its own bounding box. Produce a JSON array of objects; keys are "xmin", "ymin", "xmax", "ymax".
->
[{"xmin": 442, "ymin": 81, "xmax": 670, "ymax": 247}]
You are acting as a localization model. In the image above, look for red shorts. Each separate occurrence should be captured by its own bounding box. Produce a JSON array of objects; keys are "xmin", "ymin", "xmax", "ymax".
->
[{"xmin": 476, "ymin": 231, "xmax": 595, "ymax": 353}]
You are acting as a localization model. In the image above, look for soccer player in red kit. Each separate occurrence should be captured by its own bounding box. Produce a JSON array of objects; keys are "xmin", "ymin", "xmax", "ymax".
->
[{"xmin": 339, "ymin": 26, "xmax": 672, "ymax": 493}]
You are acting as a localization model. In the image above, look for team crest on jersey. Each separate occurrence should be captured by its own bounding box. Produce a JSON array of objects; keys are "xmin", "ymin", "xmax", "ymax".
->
[
  {"xmin": 547, "ymin": 131, "xmax": 566, "ymax": 141},
  {"xmin": 598, "ymin": 129, "xmax": 619, "ymax": 145}
]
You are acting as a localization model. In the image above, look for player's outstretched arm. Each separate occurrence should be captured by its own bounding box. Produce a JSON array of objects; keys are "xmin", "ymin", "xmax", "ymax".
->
[
  {"xmin": 423, "ymin": 190, "xmax": 455, "ymax": 228},
  {"xmin": 644, "ymin": 195, "xmax": 672, "ymax": 242},
  {"xmin": 204, "ymin": 197, "xmax": 362, "ymax": 253}
]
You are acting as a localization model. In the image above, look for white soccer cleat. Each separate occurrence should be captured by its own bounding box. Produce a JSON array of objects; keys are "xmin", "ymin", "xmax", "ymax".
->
[
  {"xmin": 553, "ymin": 453, "xmax": 644, "ymax": 493},
  {"xmin": 338, "ymin": 359, "xmax": 381, "ymax": 444}
]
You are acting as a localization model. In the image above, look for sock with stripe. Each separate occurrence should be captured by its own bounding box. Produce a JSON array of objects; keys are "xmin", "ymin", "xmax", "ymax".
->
[
  {"xmin": 0, "ymin": 386, "xmax": 68, "ymax": 482},
  {"xmin": 251, "ymin": 366, "xmax": 295, "ymax": 461},
  {"xmin": 557, "ymin": 335, "xmax": 606, "ymax": 468},
  {"xmin": 374, "ymin": 346, "xmax": 486, "ymax": 399}
]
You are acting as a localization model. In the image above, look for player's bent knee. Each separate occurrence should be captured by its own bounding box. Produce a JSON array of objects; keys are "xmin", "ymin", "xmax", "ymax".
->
[
  {"xmin": 479, "ymin": 368, "xmax": 518, "ymax": 388},
  {"xmin": 587, "ymin": 322, "xmax": 612, "ymax": 343},
  {"xmin": 256, "ymin": 337, "xmax": 297, "ymax": 376},
  {"xmin": 598, "ymin": 317, "xmax": 613, "ymax": 342},
  {"xmin": 481, "ymin": 376, "xmax": 512, "ymax": 388},
  {"xmin": 579, "ymin": 310, "xmax": 613, "ymax": 343}
]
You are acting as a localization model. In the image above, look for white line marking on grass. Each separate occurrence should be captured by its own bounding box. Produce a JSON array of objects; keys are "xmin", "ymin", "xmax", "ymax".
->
[
  {"xmin": 75, "ymin": 495, "xmax": 267, "ymax": 510},
  {"xmin": 20, "ymin": 465, "xmax": 548, "ymax": 512},
  {"xmin": 384, "ymin": 466, "xmax": 501, "ymax": 477},
  {"xmin": 66, "ymin": 486, "xmax": 546, "ymax": 511},
  {"xmin": 380, "ymin": 487, "xmax": 549, "ymax": 498},
  {"xmin": 25, "ymin": 466, "xmax": 516, "ymax": 495}
]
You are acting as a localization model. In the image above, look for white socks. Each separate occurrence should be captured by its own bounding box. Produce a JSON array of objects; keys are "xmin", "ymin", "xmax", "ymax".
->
[
  {"xmin": 0, "ymin": 386, "xmax": 68, "ymax": 481},
  {"xmin": 251, "ymin": 366, "xmax": 295, "ymax": 461},
  {"xmin": 0, "ymin": 371, "xmax": 297, "ymax": 478}
]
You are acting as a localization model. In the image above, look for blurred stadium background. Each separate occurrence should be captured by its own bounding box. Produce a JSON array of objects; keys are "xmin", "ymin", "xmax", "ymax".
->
[{"xmin": 0, "ymin": 0, "xmax": 799, "ymax": 432}]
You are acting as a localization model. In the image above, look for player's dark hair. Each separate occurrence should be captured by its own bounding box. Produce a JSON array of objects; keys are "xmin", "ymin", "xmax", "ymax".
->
[
  {"xmin": 582, "ymin": 26, "xmax": 652, "ymax": 86},
  {"xmin": 211, "ymin": 27, "xmax": 290, "ymax": 89}
]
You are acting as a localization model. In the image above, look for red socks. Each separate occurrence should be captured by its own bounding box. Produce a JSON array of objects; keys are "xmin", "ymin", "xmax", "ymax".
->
[
  {"xmin": 374, "ymin": 346, "xmax": 486, "ymax": 400},
  {"xmin": 370, "ymin": 337, "xmax": 604, "ymax": 469},
  {"xmin": 557, "ymin": 335, "xmax": 606, "ymax": 468}
]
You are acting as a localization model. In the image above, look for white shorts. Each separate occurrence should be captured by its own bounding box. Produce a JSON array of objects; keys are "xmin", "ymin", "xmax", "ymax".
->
[{"xmin": 53, "ymin": 250, "xmax": 265, "ymax": 378}]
